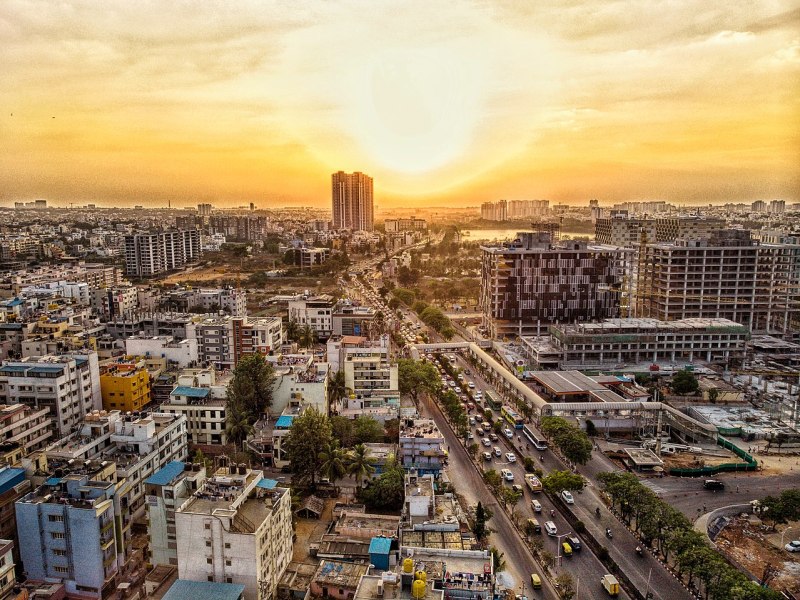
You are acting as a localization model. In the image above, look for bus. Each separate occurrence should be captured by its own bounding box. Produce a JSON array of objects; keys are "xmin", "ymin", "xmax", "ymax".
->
[
  {"xmin": 484, "ymin": 391, "xmax": 502, "ymax": 411},
  {"xmin": 523, "ymin": 424, "xmax": 548, "ymax": 451},
  {"xmin": 501, "ymin": 405, "xmax": 524, "ymax": 429}
]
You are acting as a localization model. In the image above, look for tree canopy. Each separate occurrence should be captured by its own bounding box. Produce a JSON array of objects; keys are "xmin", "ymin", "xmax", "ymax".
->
[
  {"xmin": 226, "ymin": 353, "xmax": 276, "ymax": 419},
  {"xmin": 283, "ymin": 407, "xmax": 332, "ymax": 486},
  {"xmin": 540, "ymin": 416, "xmax": 593, "ymax": 465},
  {"xmin": 398, "ymin": 359, "xmax": 441, "ymax": 403},
  {"xmin": 672, "ymin": 371, "xmax": 699, "ymax": 395}
]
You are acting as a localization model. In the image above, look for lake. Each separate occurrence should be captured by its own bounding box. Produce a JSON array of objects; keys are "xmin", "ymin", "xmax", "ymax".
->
[{"xmin": 461, "ymin": 228, "xmax": 594, "ymax": 242}]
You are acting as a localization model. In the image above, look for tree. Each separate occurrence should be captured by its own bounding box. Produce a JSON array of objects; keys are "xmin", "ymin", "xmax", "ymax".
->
[
  {"xmin": 707, "ymin": 387, "xmax": 719, "ymax": 404},
  {"xmin": 473, "ymin": 501, "xmax": 492, "ymax": 542},
  {"xmin": 360, "ymin": 455, "xmax": 404, "ymax": 509},
  {"xmin": 299, "ymin": 323, "xmax": 316, "ymax": 348},
  {"xmin": 502, "ymin": 487, "xmax": 523, "ymax": 516},
  {"xmin": 384, "ymin": 418, "xmax": 400, "ymax": 442},
  {"xmin": 489, "ymin": 547, "xmax": 505, "ymax": 572},
  {"xmin": 483, "ymin": 469, "xmax": 502, "ymax": 494},
  {"xmin": 542, "ymin": 470, "xmax": 585, "ymax": 494},
  {"xmin": 540, "ymin": 416, "xmax": 593, "ymax": 465},
  {"xmin": 283, "ymin": 407, "xmax": 332, "ymax": 486},
  {"xmin": 585, "ymin": 419, "xmax": 598, "ymax": 437},
  {"xmin": 391, "ymin": 287, "xmax": 416, "ymax": 305},
  {"xmin": 328, "ymin": 370, "xmax": 348, "ymax": 411},
  {"xmin": 346, "ymin": 443, "xmax": 375, "ymax": 490},
  {"xmin": 398, "ymin": 359, "xmax": 441, "ymax": 403},
  {"xmin": 226, "ymin": 353, "xmax": 276, "ymax": 418},
  {"xmin": 555, "ymin": 573, "xmax": 575, "ymax": 600},
  {"xmin": 330, "ymin": 415, "xmax": 355, "ymax": 447},
  {"xmin": 318, "ymin": 440, "xmax": 347, "ymax": 486},
  {"xmin": 672, "ymin": 371, "xmax": 699, "ymax": 395},
  {"xmin": 397, "ymin": 266, "xmax": 420, "ymax": 286},
  {"xmin": 353, "ymin": 415, "xmax": 384, "ymax": 444},
  {"xmin": 285, "ymin": 318, "xmax": 300, "ymax": 342},
  {"xmin": 225, "ymin": 401, "xmax": 254, "ymax": 451}
]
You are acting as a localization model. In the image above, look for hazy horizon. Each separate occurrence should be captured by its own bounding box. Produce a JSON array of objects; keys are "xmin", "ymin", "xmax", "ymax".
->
[{"xmin": 2, "ymin": 1, "xmax": 798, "ymax": 208}]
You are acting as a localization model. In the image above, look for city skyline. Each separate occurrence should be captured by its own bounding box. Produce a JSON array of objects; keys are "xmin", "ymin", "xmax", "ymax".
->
[{"xmin": 1, "ymin": 1, "xmax": 798, "ymax": 208}]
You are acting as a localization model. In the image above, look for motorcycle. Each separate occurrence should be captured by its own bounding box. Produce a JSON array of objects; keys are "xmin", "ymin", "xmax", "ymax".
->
[
  {"xmin": 606, "ymin": 528, "xmax": 613, "ymax": 539},
  {"xmin": 595, "ymin": 507, "xmax": 601, "ymax": 518},
  {"xmin": 636, "ymin": 546, "xmax": 643, "ymax": 557}
]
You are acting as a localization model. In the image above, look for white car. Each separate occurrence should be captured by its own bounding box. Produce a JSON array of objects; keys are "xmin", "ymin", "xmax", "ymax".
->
[
  {"xmin": 501, "ymin": 469, "xmax": 514, "ymax": 482},
  {"xmin": 503, "ymin": 428, "xmax": 514, "ymax": 439},
  {"xmin": 531, "ymin": 499, "xmax": 542, "ymax": 512},
  {"xmin": 785, "ymin": 540, "xmax": 800, "ymax": 552},
  {"xmin": 544, "ymin": 521, "xmax": 558, "ymax": 536},
  {"xmin": 561, "ymin": 491, "xmax": 575, "ymax": 505},
  {"xmin": 482, "ymin": 438, "xmax": 491, "ymax": 447},
  {"xmin": 468, "ymin": 381, "xmax": 475, "ymax": 388},
  {"xmin": 482, "ymin": 451, "xmax": 492, "ymax": 461},
  {"xmin": 505, "ymin": 452, "xmax": 517, "ymax": 463}
]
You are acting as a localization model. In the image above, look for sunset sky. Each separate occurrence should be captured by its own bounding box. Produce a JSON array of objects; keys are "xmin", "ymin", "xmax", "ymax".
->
[{"xmin": 1, "ymin": 1, "xmax": 798, "ymax": 208}]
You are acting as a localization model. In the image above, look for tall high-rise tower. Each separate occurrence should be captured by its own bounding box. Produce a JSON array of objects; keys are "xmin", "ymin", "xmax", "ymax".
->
[{"xmin": 331, "ymin": 171, "xmax": 374, "ymax": 231}]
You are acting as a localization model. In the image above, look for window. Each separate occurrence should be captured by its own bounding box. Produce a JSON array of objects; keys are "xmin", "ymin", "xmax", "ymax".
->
[
  {"xmin": 50, "ymin": 532, "xmax": 65, "ymax": 540},
  {"xmin": 48, "ymin": 515, "xmax": 64, "ymax": 522},
  {"xmin": 206, "ymin": 558, "xmax": 213, "ymax": 564},
  {"xmin": 226, "ymin": 577, "xmax": 233, "ymax": 584},
  {"xmin": 54, "ymin": 566, "xmax": 69, "ymax": 574},
  {"xmin": 204, "ymin": 523, "xmax": 211, "ymax": 530},
  {"xmin": 53, "ymin": 549, "xmax": 67, "ymax": 556},
  {"xmin": 207, "ymin": 576, "xmax": 214, "ymax": 582},
  {"xmin": 205, "ymin": 541, "xmax": 211, "ymax": 547},
  {"xmin": 225, "ymin": 560, "xmax": 232, "ymax": 566},
  {"xmin": 224, "ymin": 543, "xmax": 230, "ymax": 549}
]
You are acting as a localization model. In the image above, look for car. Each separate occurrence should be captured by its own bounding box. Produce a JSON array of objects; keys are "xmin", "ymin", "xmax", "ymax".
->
[
  {"xmin": 530, "ymin": 573, "xmax": 542, "ymax": 589},
  {"xmin": 505, "ymin": 452, "xmax": 517, "ymax": 463},
  {"xmin": 785, "ymin": 540, "xmax": 800, "ymax": 552},
  {"xmin": 512, "ymin": 484, "xmax": 524, "ymax": 494},
  {"xmin": 567, "ymin": 535, "xmax": 582, "ymax": 551},
  {"xmin": 493, "ymin": 446, "xmax": 502, "ymax": 457},
  {"xmin": 531, "ymin": 499, "xmax": 542, "ymax": 512},
  {"xmin": 455, "ymin": 387, "xmax": 462, "ymax": 393},
  {"xmin": 482, "ymin": 438, "xmax": 491, "ymax": 447},
  {"xmin": 468, "ymin": 416, "xmax": 476, "ymax": 425},
  {"xmin": 482, "ymin": 451, "xmax": 493, "ymax": 461},
  {"xmin": 544, "ymin": 521, "xmax": 558, "ymax": 536},
  {"xmin": 561, "ymin": 491, "xmax": 575, "ymax": 504},
  {"xmin": 467, "ymin": 432, "xmax": 474, "ymax": 440},
  {"xmin": 703, "ymin": 479, "xmax": 725, "ymax": 491},
  {"xmin": 475, "ymin": 427, "xmax": 484, "ymax": 436},
  {"xmin": 503, "ymin": 428, "xmax": 514, "ymax": 439},
  {"xmin": 489, "ymin": 433, "xmax": 498, "ymax": 442},
  {"xmin": 468, "ymin": 382, "xmax": 475, "ymax": 388},
  {"xmin": 501, "ymin": 469, "xmax": 514, "ymax": 481}
]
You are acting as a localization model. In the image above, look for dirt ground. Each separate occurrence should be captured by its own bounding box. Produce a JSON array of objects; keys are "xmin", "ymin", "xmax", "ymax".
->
[
  {"xmin": 662, "ymin": 448, "xmax": 747, "ymax": 470},
  {"xmin": 291, "ymin": 497, "xmax": 336, "ymax": 563},
  {"xmin": 715, "ymin": 517, "xmax": 800, "ymax": 595}
]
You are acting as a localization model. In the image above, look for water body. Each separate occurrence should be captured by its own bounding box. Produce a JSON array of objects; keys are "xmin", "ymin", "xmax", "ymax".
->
[{"xmin": 462, "ymin": 228, "xmax": 593, "ymax": 242}]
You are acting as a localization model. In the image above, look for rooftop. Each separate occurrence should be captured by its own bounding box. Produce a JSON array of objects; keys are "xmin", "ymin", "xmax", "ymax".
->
[
  {"xmin": 145, "ymin": 461, "xmax": 185, "ymax": 486},
  {"xmin": 529, "ymin": 370, "xmax": 606, "ymax": 395},
  {"xmin": 170, "ymin": 386, "xmax": 210, "ymax": 399},
  {"xmin": 313, "ymin": 560, "xmax": 369, "ymax": 589},
  {"xmin": 161, "ymin": 579, "xmax": 244, "ymax": 600}
]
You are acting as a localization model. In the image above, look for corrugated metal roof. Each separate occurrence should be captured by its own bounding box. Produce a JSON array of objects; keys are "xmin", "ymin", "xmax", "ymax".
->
[
  {"xmin": 0, "ymin": 467, "xmax": 25, "ymax": 495},
  {"xmin": 368, "ymin": 536, "xmax": 392, "ymax": 555},
  {"xmin": 171, "ymin": 386, "xmax": 210, "ymax": 398},
  {"xmin": 145, "ymin": 461, "xmax": 185, "ymax": 486},
  {"xmin": 256, "ymin": 478, "xmax": 277, "ymax": 490},
  {"xmin": 161, "ymin": 579, "xmax": 244, "ymax": 600},
  {"xmin": 275, "ymin": 415, "xmax": 294, "ymax": 428}
]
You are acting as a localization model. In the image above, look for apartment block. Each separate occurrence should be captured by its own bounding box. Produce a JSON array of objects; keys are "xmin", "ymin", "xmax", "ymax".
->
[
  {"xmin": 125, "ymin": 335, "xmax": 199, "ymax": 369},
  {"xmin": 0, "ymin": 539, "xmax": 15, "ymax": 598},
  {"xmin": 636, "ymin": 230, "xmax": 800, "ymax": 335},
  {"xmin": 15, "ymin": 475, "xmax": 119, "ymax": 599},
  {"xmin": 100, "ymin": 360, "xmax": 152, "ymax": 412},
  {"xmin": 145, "ymin": 461, "xmax": 207, "ymax": 567},
  {"xmin": 175, "ymin": 465, "xmax": 292, "ymax": 600},
  {"xmin": 332, "ymin": 171, "xmax": 374, "ymax": 231},
  {"xmin": 90, "ymin": 285, "xmax": 139, "ymax": 318},
  {"xmin": 331, "ymin": 302, "xmax": 375, "ymax": 337},
  {"xmin": 0, "ymin": 467, "xmax": 31, "ymax": 569},
  {"xmin": 194, "ymin": 316, "xmax": 283, "ymax": 370},
  {"xmin": 480, "ymin": 232, "xmax": 630, "ymax": 338},
  {"xmin": 0, "ymin": 352, "xmax": 102, "ymax": 438},
  {"xmin": 399, "ymin": 418, "xmax": 446, "ymax": 478},
  {"xmin": 161, "ymin": 386, "xmax": 227, "ymax": 446},
  {"xmin": 384, "ymin": 218, "xmax": 427, "ymax": 232},
  {"xmin": 0, "ymin": 403, "xmax": 52, "ymax": 460},
  {"xmin": 340, "ymin": 341, "xmax": 399, "ymax": 422},
  {"xmin": 521, "ymin": 318, "xmax": 749, "ymax": 370},
  {"xmin": 288, "ymin": 295, "xmax": 335, "ymax": 339},
  {"xmin": 124, "ymin": 230, "xmax": 201, "ymax": 277}
]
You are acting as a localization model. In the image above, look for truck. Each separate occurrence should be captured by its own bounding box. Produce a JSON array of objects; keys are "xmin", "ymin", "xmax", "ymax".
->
[
  {"xmin": 600, "ymin": 574, "xmax": 620, "ymax": 596},
  {"xmin": 524, "ymin": 473, "xmax": 542, "ymax": 493}
]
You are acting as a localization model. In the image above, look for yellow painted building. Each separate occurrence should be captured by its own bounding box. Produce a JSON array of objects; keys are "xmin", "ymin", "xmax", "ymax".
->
[{"xmin": 100, "ymin": 364, "xmax": 151, "ymax": 412}]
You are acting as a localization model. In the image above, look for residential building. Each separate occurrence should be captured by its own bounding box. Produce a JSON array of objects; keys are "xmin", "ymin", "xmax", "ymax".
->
[
  {"xmin": 15, "ymin": 475, "xmax": 119, "ymax": 599},
  {"xmin": 100, "ymin": 360, "xmax": 152, "ymax": 412},
  {"xmin": 125, "ymin": 336, "xmax": 199, "ymax": 369},
  {"xmin": 161, "ymin": 385, "xmax": 227, "ymax": 446},
  {"xmin": 194, "ymin": 315, "xmax": 283, "ymax": 370},
  {"xmin": 187, "ymin": 288, "xmax": 247, "ymax": 317},
  {"xmin": 480, "ymin": 232, "xmax": 630, "ymax": 338},
  {"xmin": 399, "ymin": 418, "xmax": 446, "ymax": 478},
  {"xmin": 175, "ymin": 465, "xmax": 292, "ymax": 600},
  {"xmin": 384, "ymin": 218, "xmax": 427, "ymax": 233},
  {"xmin": 520, "ymin": 318, "xmax": 749, "ymax": 370},
  {"xmin": 636, "ymin": 230, "xmax": 800, "ymax": 335},
  {"xmin": 0, "ymin": 403, "xmax": 52, "ymax": 460},
  {"xmin": 90, "ymin": 285, "xmax": 139, "ymax": 318},
  {"xmin": 0, "ymin": 539, "xmax": 15, "ymax": 599},
  {"xmin": 332, "ymin": 171, "xmax": 374, "ymax": 231},
  {"xmin": 481, "ymin": 199, "xmax": 548, "ymax": 221},
  {"xmin": 288, "ymin": 295, "xmax": 335, "ymax": 339},
  {"xmin": 0, "ymin": 467, "xmax": 31, "ymax": 569},
  {"xmin": 0, "ymin": 352, "xmax": 102, "ymax": 438},
  {"xmin": 124, "ymin": 230, "xmax": 201, "ymax": 277},
  {"xmin": 331, "ymin": 302, "xmax": 375, "ymax": 337},
  {"xmin": 145, "ymin": 461, "xmax": 207, "ymax": 567},
  {"xmin": 340, "ymin": 339, "xmax": 399, "ymax": 422}
]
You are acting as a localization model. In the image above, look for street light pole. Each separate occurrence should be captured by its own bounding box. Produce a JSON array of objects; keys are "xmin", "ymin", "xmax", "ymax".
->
[
  {"xmin": 555, "ymin": 532, "xmax": 572, "ymax": 567},
  {"xmin": 781, "ymin": 526, "xmax": 795, "ymax": 548}
]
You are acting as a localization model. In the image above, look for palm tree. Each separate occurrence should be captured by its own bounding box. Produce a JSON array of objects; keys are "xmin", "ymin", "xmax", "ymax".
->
[
  {"xmin": 299, "ymin": 324, "xmax": 316, "ymax": 349},
  {"xmin": 328, "ymin": 370, "xmax": 348, "ymax": 412},
  {"xmin": 347, "ymin": 444, "xmax": 375, "ymax": 490},
  {"xmin": 225, "ymin": 402, "xmax": 253, "ymax": 452},
  {"xmin": 319, "ymin": 441, "xmax": 347, "ymax": 487},
  {"xmin": 286, "ymin": 318, "xmax": 300, "ymax": 342}
]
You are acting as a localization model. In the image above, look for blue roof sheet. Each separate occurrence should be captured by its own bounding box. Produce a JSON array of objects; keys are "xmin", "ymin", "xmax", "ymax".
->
[
  {"xmin": 256, "ymin": 478, "xmax": 277, "ymax": 490},
  {"xmin": 45, "ymin": 477, "xmax": 63, "ymax": 486},
  {"xmin": 161, "ymin": 580, "xmax": 244, "ymax": 600},
  {"xmin": 275, "ymin": 415, "xmax": 294, "ymax": 428},
  {"xmin": 171, "ymin": 386, "xmax": 210, "ymax": 398},
  {"xmin": 0, "ymin": 467, "xmax": 25, "ymax": 495},
  {"xmin": 145, "ymin": 462, "xmax": 185, "ymax": 486},
  {"xmin": 369, "ymin": 536, "xmax": 392, "ymax": 555}
]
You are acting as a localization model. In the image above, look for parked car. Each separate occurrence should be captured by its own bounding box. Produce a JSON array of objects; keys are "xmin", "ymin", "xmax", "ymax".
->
[
  {"xmin": 785, "ymin": 540, "xmax": 800, "ymax": 552},
  {"xmin": 482, "ymin": 438, "xmax": 491, "ymax": 447},
  {"xmin": 561, "ymin": 490, "xmax": 575, "ymax": 504},
  {"xmin": 703, "ymin": 479, "xmax": 725, "ymax": 491},
  {"xmin": 482, "ymin": 451, "xmax": 492, "ymax": 461},
  {"xmin": 489, "ymin": 433, "xmax": 498, "ymax": 442}
]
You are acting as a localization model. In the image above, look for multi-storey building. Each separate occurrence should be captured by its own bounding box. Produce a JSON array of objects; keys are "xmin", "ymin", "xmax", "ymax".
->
[
  {"xmin": 383, "ymin": 218, "xmax": 427, "ymax": 233},
  {"xmin": 0, "ymin": 352, "xmax": 101, "ymax": 438},
  {"xmin": 288, "ymin": 295, "xmax": 335, "ymax": 339},
  {"xmin": 521, "ymin": 318, "xmax": 749, "ymax": 370},
  {"xmin": 124, "ymin": 230, "xmax": 201, "ymax": 277},
  {"xmin": 187, "ymin": 288, "xmax": 247, "ymax": 316},
  {"xmin": 636, "ymin": 230, "xmax": 800, "ymax": 335},
  {"xmin": 175, "ymin": 465, "xmax": 292, "ymax": 600},
  {"xmin": 194, "ymin": 316, "xmax": 283, "ymax": 370},
  {"xmin": 104, "ymin": 313, "xmax": 196, "ymax": 341},
  {"xmin": 161, "ymin": 385, "xmax": 227, "ymax": 446},
  {"xmin": 90, "ymin": 285, "xmax": 139, "ymax": 318},
  {"xmin": 145, "ymin": 461, "xmax": 207, "ymax": 567},
  {"xmin": 0, "ymin": 404, "xmax": 52, "ymax": 460},
  {"xmin": 0, "ymin": 467, "xmax": 31, "ymax": 569},
  {"xmin": 340, "ymin": 340, "xmax": 399, "ymax": 421},
  {"xmin": 125, "ymin": 335, "xmax": 199, "ymax": 368},
  {"xmin": 0, "ymin": 539, "xmax": 15, "ymax": 598},
  {"xmin": 480, "ymin": 199, "xmax": 548, "ymax": 221},
  {"xmin": 594, "ymin": 216, "xmax": 725, "ymax": 247},
  {"xmin": 331, "ymin": 302, "xmax": 375, "ymax": 337},
  {"xmin": 398, "ymin": 418, "xmax": 446, "ymax": 478},
  {"xmin": 331, "ymin": 171, "xmax": 374, "ymax": 231},
  {"xmin": 480, "ymin": 232, "xmax": 630, "ymax": 338},
  {"xmin": 100, "ymin": 360, "xmax": 152, "ymax": 412},
  {"xmin": 209, "ymin": 216, "xmax": 268, "ymax": 242},
  {"xmin": 16, "ymin": 475, "xmax": 119, "ymax": 599}
]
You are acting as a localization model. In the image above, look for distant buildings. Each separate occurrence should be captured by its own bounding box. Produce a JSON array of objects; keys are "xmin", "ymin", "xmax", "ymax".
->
[
  {"xmin": 124, "ymin": 230, "xmax": 201, "ymax": 277},
  {"xmin": 384, "ymin": 218, "xmax": 427, "ymax": 233},
  {"xmin": 331, "ymin": 171, "xmax": 374, "ymax": 231},
  {"xmin": 480, "ymin": 199, "xmax": 548, "ymax": 221},
  {"xmin": 594, "ymin": 215, "xmax": 725, "ymax": 247},
  {"xmin": 480, "ymin": 232, "xmax": 630, "ymax": 338}
]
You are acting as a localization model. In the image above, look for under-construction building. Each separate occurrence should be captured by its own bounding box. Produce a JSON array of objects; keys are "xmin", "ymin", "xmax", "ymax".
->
[
  {"xmin": 480, "ymin": 231, "xmax": 631, "ymax": 338},
  {"xmin": 636, "ymin": 230, "xmax": 800, "ymax": 337}
]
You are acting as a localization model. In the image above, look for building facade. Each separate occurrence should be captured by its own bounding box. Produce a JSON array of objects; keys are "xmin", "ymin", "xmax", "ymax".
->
[
  {"xmin": 331, "ymin": 171, "xmax": 374, "ymax": 232},
  {"xmin": 124, "ymin": 230, "xmax": 201, "ymax": 277}
]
